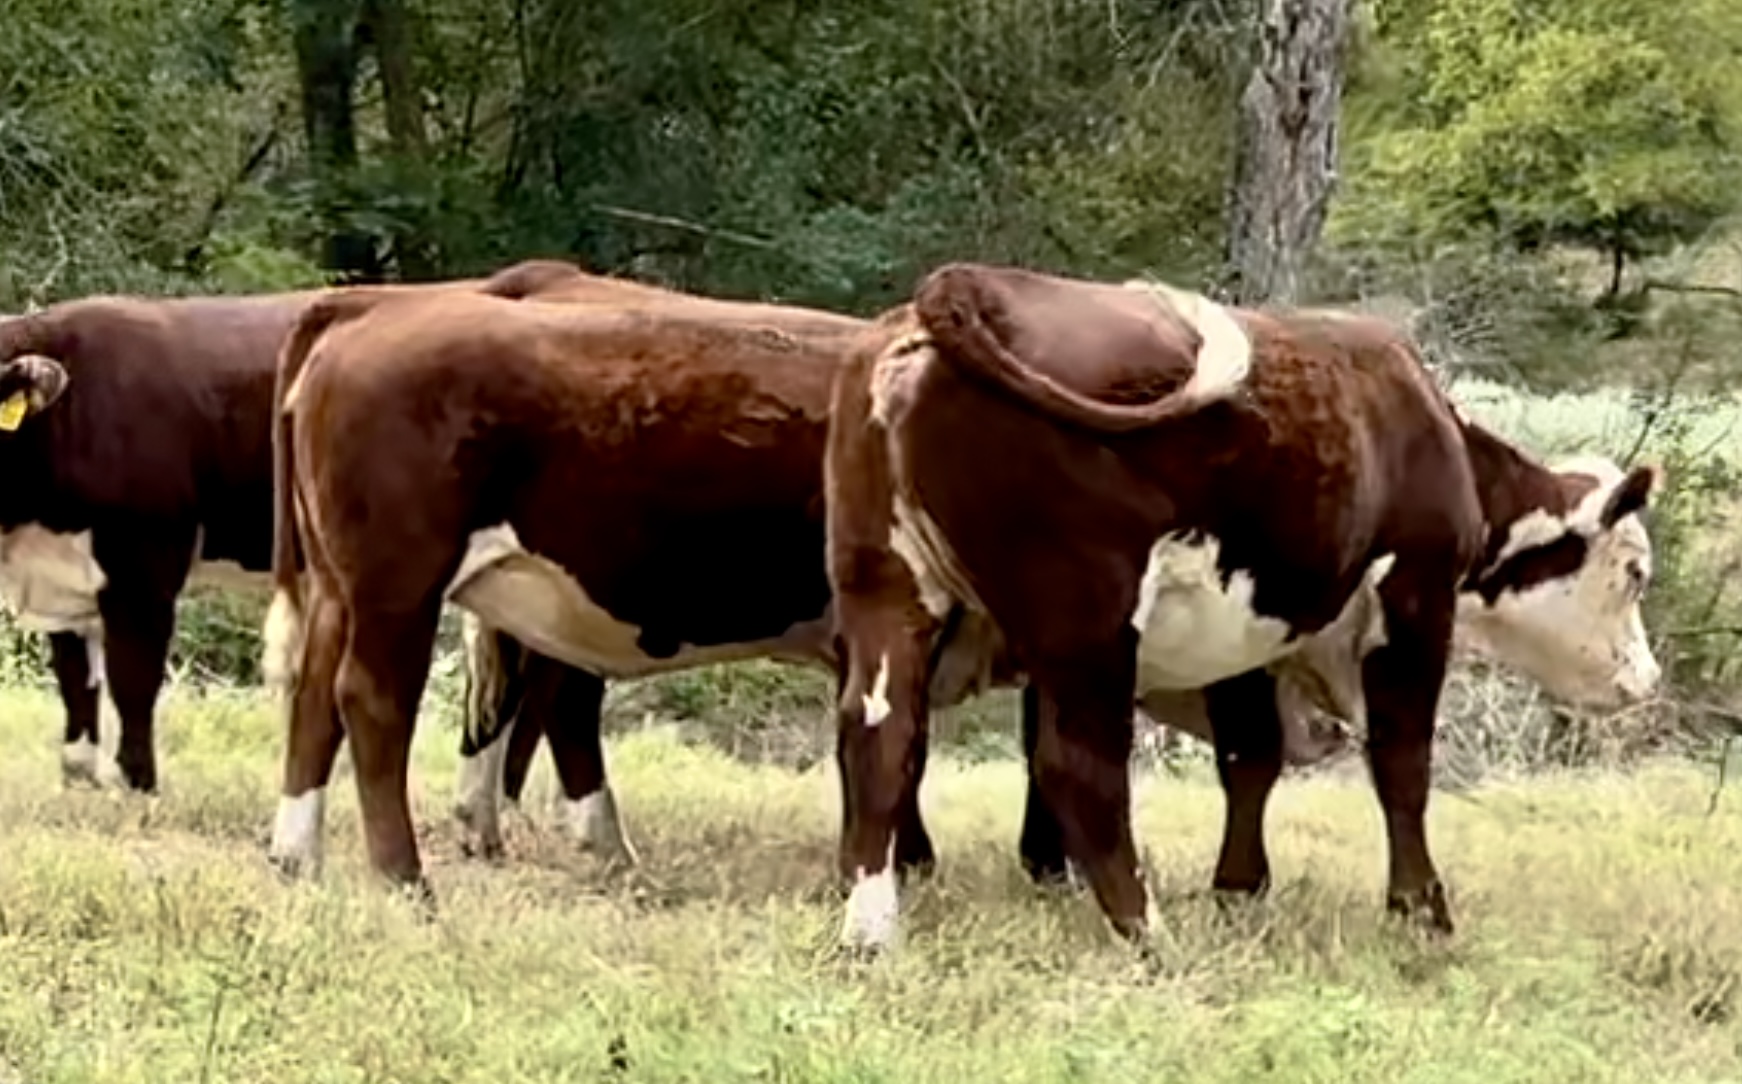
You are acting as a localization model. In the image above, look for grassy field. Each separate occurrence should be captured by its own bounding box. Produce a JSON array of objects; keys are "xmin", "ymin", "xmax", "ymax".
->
[{"xmin": 0, "ymin": 687, "xmax": 1740, "ymax": 1082}]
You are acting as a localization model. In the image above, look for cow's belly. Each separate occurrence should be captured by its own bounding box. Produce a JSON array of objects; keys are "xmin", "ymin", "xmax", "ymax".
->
[
  {"xmin": 445, "ymin": 523, "xmax": 831, "ymax": 679},
  {"xmin": 1132, "ymin": 532, "xmax": 1397, "ymax": 703},
  {"xmin": 1131, "ymin": 533, "xmax": 1295, "ymax": 692},
  {"xmin": 0, "ymin": 525, "xmax": 272, "ymax": 637}
]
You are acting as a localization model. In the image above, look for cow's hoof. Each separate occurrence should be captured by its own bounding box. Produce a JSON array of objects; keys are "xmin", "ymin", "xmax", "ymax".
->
[
  {"xmin": 453, "ymin": 803, "xmax": 506, "ymax": 863},
  {"xmin": 60, "ymin": 739, "xmax": 104, "ymax": 790},
  {"xmin": 266, "ymin": 851, "xmax": 314, "ymax": 882},
  {"xmin": 839, "ymin": 864, "xmax": 900, "ymax": 956},
  {"xmin": 563, "ymin": 789, "xmax": 640, "ymax": 867},
  {"xmin": 1385, "ymin": 880, "xmax": 1455, "ymax": 937}
]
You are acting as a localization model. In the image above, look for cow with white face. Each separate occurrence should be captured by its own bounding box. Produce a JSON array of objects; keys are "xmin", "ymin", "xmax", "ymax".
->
[{"xmin": 1454, "ymin": 452, "xmax": 1661, "ymax": 706}]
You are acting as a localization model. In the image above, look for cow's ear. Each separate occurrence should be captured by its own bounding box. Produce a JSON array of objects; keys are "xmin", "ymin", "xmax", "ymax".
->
[
  {"xmin": 0, "ymin": 354, "xmax": 68, "ymax": 431},
  {"xmin": 1600, "ymin": 464, "xmax": 1660, "ymax": 529}
]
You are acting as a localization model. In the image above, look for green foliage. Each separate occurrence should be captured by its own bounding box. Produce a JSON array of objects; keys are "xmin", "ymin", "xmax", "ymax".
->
[{"xmin": 1336, "ymin": 0, "xmax": 1742, "ymax": 274}]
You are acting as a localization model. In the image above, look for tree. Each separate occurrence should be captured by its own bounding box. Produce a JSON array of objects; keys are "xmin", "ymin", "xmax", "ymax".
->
[
  {"xmin": 289, "ymin": 0, "xmax": 377, "ymax": 279},
  {"xmin": 1224, "ymin": 0, "xmax": 1352, "ymax": 305},
  {"xmin": 1331, "ymin": 0, "xmax": 1742, "ymax": 298}
]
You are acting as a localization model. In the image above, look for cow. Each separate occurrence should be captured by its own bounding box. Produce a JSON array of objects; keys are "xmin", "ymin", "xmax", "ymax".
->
[
  {"xmin": 0, "ymin": 291, "xmax": 322, "ymax": 791},
  {"xmin": 261, "ymin": 282, "xmax": 885, "ymax": 884},
  {"xmin": 823, "ymin": 261, "xmax": 1661, "ymax": 952},
  {"xmin": 0, "ymin": 261, "xmax": 626, "ymax": 802}
]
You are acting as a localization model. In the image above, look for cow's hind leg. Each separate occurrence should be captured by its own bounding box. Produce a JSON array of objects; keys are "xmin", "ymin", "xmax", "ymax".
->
[
  {"xmin": 269, "ymin": 586, "xmax": 347, "ymax": 879},
  {"xmin": 835, "ymin": 619, "xmax": 935, "ymax": 954},
  {"xmin": 1364, "ymin": 574, "xmax": 1457, "ymax": 934},
  {"xmin": 1204, "ymin": 668, "xmax": 1285, "ymax": 900},
  {"xmin": 1027, "ymin": 643, "xmax": 1149, "ymax": 943},
  {"xmin": 50, "ymin": 631, "xmax": 103, "ymax": 788},
  {"xmin": 533, "ymin": 660, "xmax": 637, "ymax": 864},
  {"xmin": 335, "ymin": 603, "xmax": 443, "ymax": 895}
]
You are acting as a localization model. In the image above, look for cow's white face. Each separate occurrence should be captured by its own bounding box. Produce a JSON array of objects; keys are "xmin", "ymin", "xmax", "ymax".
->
[{"xmin": 1456, "ymin": 456, "xmax": 1662, "ymax": 708}]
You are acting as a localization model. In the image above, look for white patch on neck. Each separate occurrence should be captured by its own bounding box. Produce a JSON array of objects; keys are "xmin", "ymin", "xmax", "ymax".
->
[
  {"xmin": 268, "ymin": 787, "xmax": 327, "ymax": 875},
  {"xmin": 562, "ymin": 788, "xmax": 638, "ymax": 864},
  {"xmin": 862, "ymin": 654, "xmax": 891, "ymax": 727},
  {"xmin": 840, "ymin": 840, "xmax": 900, "ymax": 952},
  {"xmin": 445, "ymin": 523, "xmax": 832, "ymax": 679},
  {"xmin": 1124, "ymin": 280, "xmax": 1252, "ymax": 400}
]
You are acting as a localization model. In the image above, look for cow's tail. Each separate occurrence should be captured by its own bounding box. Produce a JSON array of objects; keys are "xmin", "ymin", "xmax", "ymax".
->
[
  {"xmin": 262, "ymin": 290, "xmax": 376, "ymax": 693},
  {"xmin": 911, "ymin": 263, "xmax": 1254, "ymax": 434}
]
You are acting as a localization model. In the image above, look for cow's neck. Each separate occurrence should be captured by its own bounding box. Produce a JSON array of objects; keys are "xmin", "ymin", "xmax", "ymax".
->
[{"xmin": 1458, "ymin": 421, "xmax": 1573, "ymax": 577}]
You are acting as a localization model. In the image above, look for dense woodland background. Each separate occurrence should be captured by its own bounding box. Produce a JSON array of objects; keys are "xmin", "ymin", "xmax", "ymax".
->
[{"xmin": 3, "ymin": 0, "xmax": 1742, "ymax": 772}]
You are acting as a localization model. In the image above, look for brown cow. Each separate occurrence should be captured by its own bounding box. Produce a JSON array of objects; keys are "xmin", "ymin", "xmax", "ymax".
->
[
  {"xmin": 0, "ymin": 261, "xmax": 624, "ymax": 803},
  {"xmin": 0, "ymin": 291, "xmax": 321, "ymax": 791},
  {"xmin": 825, "ymin": 262, "xmax": 1660, "ymax": 951},
  {"xmin": 261, "ymin": 284, "xmax": 884, "ymax": 884}
]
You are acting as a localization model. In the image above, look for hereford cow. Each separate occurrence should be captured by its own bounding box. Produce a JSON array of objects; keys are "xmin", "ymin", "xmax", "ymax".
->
[
  {"xmin": 825, "ymin": 262, "xmax": 1661, "ymax": 952},
  {"xmin": 0, "ymin": 261, "xmax": 620, "ymax": 799},
  {"xmin": 261, "ymin": 283, "xmax": 882, "ymax": 883},
  {"xmin": 0, "ymin": 292, "xmax": 322, "ymax": 790}
]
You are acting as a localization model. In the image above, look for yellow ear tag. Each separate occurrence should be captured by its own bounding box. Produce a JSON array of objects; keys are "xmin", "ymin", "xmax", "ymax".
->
[{"xmin": 0, "ymin": 392, "xmax": 27, "ymax": 432}]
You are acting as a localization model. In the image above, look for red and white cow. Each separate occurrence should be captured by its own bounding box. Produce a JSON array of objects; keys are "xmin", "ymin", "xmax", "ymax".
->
[{"xmin": 824, "ymin": 262, "xmax": 1661, "ymax": 951}]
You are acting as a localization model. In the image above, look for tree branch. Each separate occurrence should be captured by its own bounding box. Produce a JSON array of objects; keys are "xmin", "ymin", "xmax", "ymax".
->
[{"xmin": 1641, "ymin": 279, "xmax": 1742, "ymax": 299}]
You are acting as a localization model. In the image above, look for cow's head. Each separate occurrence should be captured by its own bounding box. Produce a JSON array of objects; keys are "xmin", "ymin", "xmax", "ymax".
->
[
  {"xmin": 0, "ymin": 355, "xmax": 68, "ymax": 432},
  {"xmin": 1457, "ymin": 456, "xmax": 1663, "ymax": 707}
]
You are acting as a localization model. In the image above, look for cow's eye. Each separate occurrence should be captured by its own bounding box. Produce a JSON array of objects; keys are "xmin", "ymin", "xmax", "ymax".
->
[{"xmin": 1626, "ymin": 560, "xmax": 1649, "ymax": 597}]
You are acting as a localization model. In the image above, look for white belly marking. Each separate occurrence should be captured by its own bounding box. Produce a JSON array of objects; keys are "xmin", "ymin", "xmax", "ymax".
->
[
  {"xmin": 1132, "ymin": 532, "xmax": 1294, "ymax": 692},
  {"xmin": 444, "ymin": 523, "xmax": 830, "ymax": 679}
]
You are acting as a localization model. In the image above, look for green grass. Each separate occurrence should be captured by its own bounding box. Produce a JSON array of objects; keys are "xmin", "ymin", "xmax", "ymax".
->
[{"xmin": 2, "ymin": 690, "xmax": 1742, "ymax": 1081}]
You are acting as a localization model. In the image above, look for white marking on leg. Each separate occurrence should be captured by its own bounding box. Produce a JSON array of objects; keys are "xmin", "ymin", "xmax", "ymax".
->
[
  {"xmin": 84, "ymin": 632, "xmax": 105, "ymax": 690},
  {"xmin": 862, "ymin": 654, "xmax": 891, "ymax": 727},
  {"xmin": 453, "ymin": 724, "xmax": 509, "ymax": 858},
  {"xmin": 841, "ymin": 840, "xmax": 900, "ymax": 952},
  {"xmin": 268, "ymin": 788, "xmax": 327, "ymax": 876},
  {"xmin": 562, "ymin": 787, "xmax": 639, "ymax": 865},
  {"xmin": 60, "ymin": 735, "xmax": 100, "ymax": 787}
]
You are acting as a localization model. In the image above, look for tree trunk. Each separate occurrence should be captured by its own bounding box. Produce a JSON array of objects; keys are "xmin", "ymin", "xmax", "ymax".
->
[
  {"xmin": 361, "ymin": 0, "xmax": 435, "ymax": 279},
  {"xmin": 1224, "ymin": 0, "xmax": 1350, "ymax": 306},
  {"xmin": 290, "ymin": 0, "xmax": 378, "ymax": 280}
]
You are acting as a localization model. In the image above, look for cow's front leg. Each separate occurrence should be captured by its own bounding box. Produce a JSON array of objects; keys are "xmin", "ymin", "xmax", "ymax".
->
[
  {"xmin": 536, "ymin": 660, "xmax": 638, "ymax": 865},
  {"xmin": 1364, "ymin": 576, "xmax": 1457, "ymax": 935},
  {"xmin": 49, "ymin": 630, "xmax": 104, "ymax": 788},
  {"xmin": 269, "ymin": 585, "xmax": 346, "ymax": 879},
  {"xmin": 835, "ymin": 618, "xmax": 935, "ymax": 955},
  {"xmin": 1204, "ymin": 668, "xmax": 1285, "ymax": 899},
  {"xmin": 97, "ymin": 589, "xmax": 176, "ymax": 794},
  {"xmin": 1018, "ymin": 683, "xmax": 1073, "ymax": 887}
]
